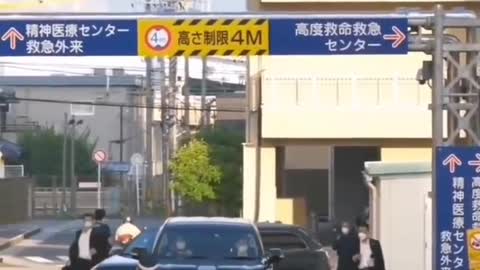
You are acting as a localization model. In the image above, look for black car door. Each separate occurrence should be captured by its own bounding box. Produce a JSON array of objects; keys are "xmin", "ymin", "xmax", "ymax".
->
[{"xmin": 260, "ymin": 231, "xmax": 318, "ymax": 270}]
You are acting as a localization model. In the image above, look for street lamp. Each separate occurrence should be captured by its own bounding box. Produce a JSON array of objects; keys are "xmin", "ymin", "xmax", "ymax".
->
[{"xmin": 69, "ymin": 116, "xmax": 83, "ymax": 214}]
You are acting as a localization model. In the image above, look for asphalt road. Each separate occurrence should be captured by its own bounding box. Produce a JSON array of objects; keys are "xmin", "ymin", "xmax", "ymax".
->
[{"xmin": 0, "ymin": 218, "xmax": 163, "ymax": 269}]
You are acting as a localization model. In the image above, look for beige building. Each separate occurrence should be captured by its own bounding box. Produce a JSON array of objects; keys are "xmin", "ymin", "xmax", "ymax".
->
[{"xmin": 242, "ymin": 0, "xmax": 470, "ymax": 228}]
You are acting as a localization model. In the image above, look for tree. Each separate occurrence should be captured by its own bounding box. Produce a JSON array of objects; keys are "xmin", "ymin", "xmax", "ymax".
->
[
  {"xmin": 196, "ymin": 127, "xmax": 244, "ymax": 216},
  {"xmin": 170, "ymin": 139, "xmax": 222, "ymax": 202},
  {"xmin": 18, "ymin": 126, "xmax": 97, "ymax": 186}
]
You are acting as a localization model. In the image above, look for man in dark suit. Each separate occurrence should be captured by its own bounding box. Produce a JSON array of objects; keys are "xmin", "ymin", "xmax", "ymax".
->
[
  {"xmin": 333, "ymin": 221, "xmax": 359, "ymax": 270},
  {"xmin": 68, "ymin": 213, "xmax": 103, "ymax": 270},
  {"xmin": 92, "ymin": 209, "xmax": 112, "ymax": 263},
  {"xmin": 353, "ymin": 224, "xmax": 385, "ymax": 270}
]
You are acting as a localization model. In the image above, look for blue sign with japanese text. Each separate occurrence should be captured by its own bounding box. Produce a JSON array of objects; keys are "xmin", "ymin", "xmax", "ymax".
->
[
  {"xmin": 269, "ymin": 18, "xmax": 408, "ymax": 55},
  {"xmin": 436, "ymin": 147, "xmax": 480, "ymax": 270},
  {"xmin": 0, "ymin": 20, "xmax": 138, "ymax": 56},
  {"xmin": 104, "ymin": 161, "xmax": 131, "ymax": 173}
]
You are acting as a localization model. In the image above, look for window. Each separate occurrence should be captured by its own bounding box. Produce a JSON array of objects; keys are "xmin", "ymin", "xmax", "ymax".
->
[
  {"xmin": 124, "ymin": 229, "xmax": 158, "ymax": 254},
  {"xmin": 70, "ymin": 103, "xmax": 95, "ymax": 116},
  {"xmin": 155, "ymin": 225, "xmax": 261, "ymax": 259},
  {"xmin": 260, "ymin": 232, "xmax": 307, "ymax": 250}
]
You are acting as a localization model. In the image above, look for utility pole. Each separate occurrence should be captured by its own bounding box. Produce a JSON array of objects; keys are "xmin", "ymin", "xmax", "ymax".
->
[
  {"xmin": 159, "ymin": 58, "xmax": 170, "ymax": 213},
  {"xmin": 69, "ymin": 116, "xmax": 76, "ymax": 214},
  {"xmin": 184, "ymin": 57, "xmax": 190, "ymax": 138},
  {"xmin": 119, "ymin": 106, "xmax": 124, "ymax": 162},
  {"xmin": 201, "ymin": 57, "xmax": 207, "ymax": 127},
  {"xmin": 61, "ymin": 113, "xmax": 67, "ymax": 212},
  {"xmin": 144, "ymin": 0, "xmax": 154, "ymax": 214},
  {"xmin": 431, "ymin": 7, "xmax": 444, "ymax": 270},
  {"xmin": 168, "ymin": 57, "xmax": 178, "ymax": 214}
]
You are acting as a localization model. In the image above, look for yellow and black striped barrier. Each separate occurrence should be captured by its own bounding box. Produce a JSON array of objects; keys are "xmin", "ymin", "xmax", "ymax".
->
[{"xmin": 138, "ymin": 18, "xmax": 269, "ymax": 57}]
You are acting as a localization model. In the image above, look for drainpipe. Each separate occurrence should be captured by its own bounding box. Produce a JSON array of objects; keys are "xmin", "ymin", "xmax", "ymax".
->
[{"xmin": 362, "ymin": 171, "xmax": 378, "ymax": 239}]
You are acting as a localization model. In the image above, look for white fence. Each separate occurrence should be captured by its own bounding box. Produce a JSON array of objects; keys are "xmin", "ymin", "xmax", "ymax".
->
[{"xmin": 262, "ymin": 76, "xmax": 430, "ymax": 110}]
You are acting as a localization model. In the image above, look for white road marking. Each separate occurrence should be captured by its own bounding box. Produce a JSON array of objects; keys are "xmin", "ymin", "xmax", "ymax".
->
[
  {"xmin": 24, "ymin": 256, "xmax": 55, "ymax": 264},
  {"xmin": 57, "ymin": 256, "xmax": 69, "ymax": 262}
]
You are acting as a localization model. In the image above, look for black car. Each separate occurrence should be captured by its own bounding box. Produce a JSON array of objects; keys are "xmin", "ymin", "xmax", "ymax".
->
[
  {"xmin": 257, "ymin": 222, "xmax": 330, "ymax": 270},
  {"xmin": 93, "ymin": 217, "xmax": 283, "ymax": 270}
]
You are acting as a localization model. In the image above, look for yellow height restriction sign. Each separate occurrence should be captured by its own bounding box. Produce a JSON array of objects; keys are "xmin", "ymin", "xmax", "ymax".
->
[{"xmin": 138, "ymin": 18, "xmax": 269, "ymax": 57}]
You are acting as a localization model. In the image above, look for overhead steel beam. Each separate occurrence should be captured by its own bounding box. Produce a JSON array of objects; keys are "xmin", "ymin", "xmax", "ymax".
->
[{"xmin": 0, "ymin": 11, "xmax": 474, "ymax": 20}]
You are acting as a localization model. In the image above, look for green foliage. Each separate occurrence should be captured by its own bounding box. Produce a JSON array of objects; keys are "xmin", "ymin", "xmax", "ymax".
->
[
  {"xmin": 170, "ymin": 139, "xmax": 222, "ymax": 202},
  {"xmin": 18, "ymin": 126, "xmax": 97, "ymax": 186},
  {"xmin": 196, "ymin": 127, "xmax": 244, "ymax": 216}
]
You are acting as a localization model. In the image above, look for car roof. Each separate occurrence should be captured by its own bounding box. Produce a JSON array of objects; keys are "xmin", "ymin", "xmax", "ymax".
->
[
  {"xmin": 166, "ymin": 216, "xmax": 254, "ymax": 228},
  {"xmin": 256, "ymin": 222, "xmax": 300, "ymax": 230}
]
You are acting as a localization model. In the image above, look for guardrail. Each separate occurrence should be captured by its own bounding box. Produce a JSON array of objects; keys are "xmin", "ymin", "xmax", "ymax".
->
[{"xmin": 262, "ymin": 76, "xmax": 429, "ymax": 109}]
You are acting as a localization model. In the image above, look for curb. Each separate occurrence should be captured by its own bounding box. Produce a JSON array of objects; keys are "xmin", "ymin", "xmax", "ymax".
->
[{"xmin": 0, "ymin": 227, "xmax": 42, "ymax": 252}]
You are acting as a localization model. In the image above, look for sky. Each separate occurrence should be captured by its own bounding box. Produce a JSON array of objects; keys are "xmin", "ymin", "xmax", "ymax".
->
[{"xmin": 0, "ymin": 0, "xmax": 246, "ymax": 82}]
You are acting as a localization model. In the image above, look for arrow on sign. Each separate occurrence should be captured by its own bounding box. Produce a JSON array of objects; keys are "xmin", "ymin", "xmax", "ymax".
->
[
  {"xmin": 1, "ymin": 27, "xmax": 24, "ymax": 50},
  {"xmin": 383, "ymin": 26, "xmax": 406, "ymax": 48},
  {"xmin": 468, "ymin": 154, "xmax": 480, "ymax": 173},
  {"xmin": 442, "ymin": 154, "xmax": 462, "ymax": 173}
]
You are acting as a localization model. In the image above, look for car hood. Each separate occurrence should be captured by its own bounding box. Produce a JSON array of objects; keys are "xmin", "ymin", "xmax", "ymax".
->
[
  {"xmin": 93, "ymin": 255, "xmax": 138, "ymax": 270},
  {"xmin": 95, "ymin": 256, "xmax": 268, "ymax": 270}
]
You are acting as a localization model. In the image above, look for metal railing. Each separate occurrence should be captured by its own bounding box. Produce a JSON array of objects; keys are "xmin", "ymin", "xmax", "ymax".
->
[
  {"xmin": 5, "ymin": 165, "xmax": 24, "ymax": 178},
  {"xmin": 262, "ymin": 76, "xmax": 430, "ymax": 110}
]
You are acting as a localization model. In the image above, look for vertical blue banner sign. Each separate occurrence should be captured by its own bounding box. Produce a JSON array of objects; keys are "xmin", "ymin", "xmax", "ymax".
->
[
  {"xmin": 0, "ymin": 20, "xmax": 138, "ymax": 56},
  {"xmin": 436, "ymin": 147, "xmax": 480, "ymax": 270},
  {"xmin": 269, "ymin": 18, "xmax": 408, "ymax": 55}
]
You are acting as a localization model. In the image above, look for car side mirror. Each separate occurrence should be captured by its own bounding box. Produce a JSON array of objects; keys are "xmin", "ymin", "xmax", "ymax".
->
[
  {"xmin": 137, "ymin": 247, "xmax": 157, "ymax": 268},
  {"xmin": 130, "ymin": 247, "xmax": 145, "ymax": 260},
  {"xmin": 265, "ymin": 248, "xmax": 284, "ymax": 265}
]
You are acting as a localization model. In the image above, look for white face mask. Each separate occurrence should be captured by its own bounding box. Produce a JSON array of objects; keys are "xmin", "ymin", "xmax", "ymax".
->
[
  {"xmin": 358, "ymin": 232, "xmax": 368, "ymax": 241},
  {"xmin": 238, "ymin": 245, "xmax": 248, "ymax": 253},
  {"xmin": 341, "ymin": 227, "xmax": 350, "ymax": 235},
  {"xmin": 176, "ymin": 241, "xmax": 186, "ymax": 250},
  {"xmin": 84, "ymin": 221, "xmax": 93, "ymax": 228}
]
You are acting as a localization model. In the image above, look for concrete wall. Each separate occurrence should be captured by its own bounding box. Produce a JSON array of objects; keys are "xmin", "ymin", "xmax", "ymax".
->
[
  {"xmin": 242, "ymin": 144, "xmax": 277, "ymax": 222},
  {"xmin": 0, "ymin": 178, "xmax": 33, "ymax": 224},
  {"xmin": 33, "ymin": 187, "xmax": 121, "ymax": 216}
]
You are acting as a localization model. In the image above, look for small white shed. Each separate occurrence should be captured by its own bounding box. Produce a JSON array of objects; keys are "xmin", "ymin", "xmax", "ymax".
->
[{"xmin": 363, "ymin": 161, "xmax": 432, "ymax": 270}]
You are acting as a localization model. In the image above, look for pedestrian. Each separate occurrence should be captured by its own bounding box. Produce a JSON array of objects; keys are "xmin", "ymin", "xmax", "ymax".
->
[
  {"xmin": 92, "ymin": 208, "xmax": 112, "ymax": 264},
  {"xmin": 353, "ymin": 224, "xmax": 385, "ymax": 270},
  {"xmin": 66, "ymin": 213, "xmax": 99, "ymax": 270},
  {"xmin": 333, "ymin": 221, "xmax": 359, "ymax": 270}
]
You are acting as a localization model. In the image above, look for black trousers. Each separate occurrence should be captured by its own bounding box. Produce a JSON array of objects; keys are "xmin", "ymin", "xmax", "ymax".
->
[{"xmin": 71, "ymin": 258, "xmax": 93, "ymax": 270}]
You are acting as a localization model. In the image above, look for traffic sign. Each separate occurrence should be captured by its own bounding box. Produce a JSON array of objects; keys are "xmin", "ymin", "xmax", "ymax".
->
[
  {"xmin": 435, "ymin": 147, "xmax": 480, "ymax": 270},
  {"xmin": 138, "ymin": 18, "xmax": 269, "ymax": 57},
  {"xmin": 104, "ymin": 161, "xmax": 130, "ymax": 173},
  {"xmin": 130, "ymin": 153, "xmax": 144, "ymax": 165},
  {"xmin": 269, "ymin": 18, "xmax": 408, "ymax": 55},
  {"xmin": 93, "ymin": 150, "xmax": 107, "ymax": 163},
  {"xmin": 0, "ymin": 20, "xmax": 138, "ymax": 56}
]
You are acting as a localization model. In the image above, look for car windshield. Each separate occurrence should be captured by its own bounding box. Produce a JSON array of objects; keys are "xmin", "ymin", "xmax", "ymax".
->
[
  {"xmin": 124, "ymin": 229, "xmax": 158, "ymax": 254},
  {"xmin": 155, "ymin": 225, "xmax": 261, "ymax": 259}
]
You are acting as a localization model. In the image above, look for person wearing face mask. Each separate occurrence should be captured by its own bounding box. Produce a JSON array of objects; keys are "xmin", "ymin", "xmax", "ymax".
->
[
  {"xmin": 333, "ymin": 222, "xmax": 359, "ymax": 270},
  {"xmin": 235, "ymin": 239, "xmax": 249, "ymax": 257},
  {"xmin": 352, "ymin": 224, "xmax": 385, "ymax": 270},
  {"xmin": 172, "ymin": 236, "xmax": 193, "ymax": 257},
  {"xmin": 66, "ymin": 213, "xmax": 102, "ymax": 270}
]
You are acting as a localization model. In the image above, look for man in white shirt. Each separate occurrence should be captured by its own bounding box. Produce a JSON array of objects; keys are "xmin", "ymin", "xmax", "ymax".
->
[
  {"xmin": 68, "ymin": 214, "xmax": 98, "ymax": 270},
  {"xmin": 353, "ymin": 225, "xmax": 385, "ymax": 270}
]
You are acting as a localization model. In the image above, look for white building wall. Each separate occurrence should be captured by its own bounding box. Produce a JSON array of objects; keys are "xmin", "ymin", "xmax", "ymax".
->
[{"xmin": 376, "ymin": 173, "xmax": 431, "ymax": 270}]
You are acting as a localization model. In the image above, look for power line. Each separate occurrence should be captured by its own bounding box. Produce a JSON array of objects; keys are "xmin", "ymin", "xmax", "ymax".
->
[
  {"xmin": 0, "ymin": 62, "xmax": 247, "ymax": 76},
  {"xmin": 12, "ymin": 97, "xmax": 245, "ymax": 112}
]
